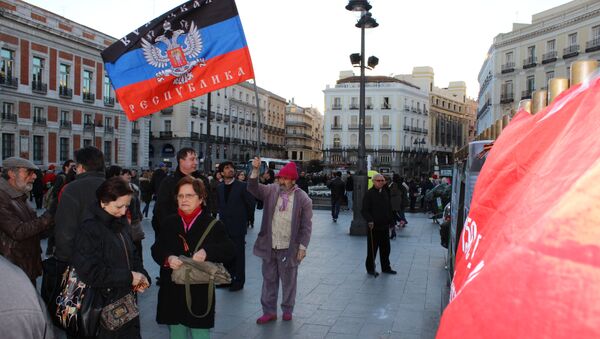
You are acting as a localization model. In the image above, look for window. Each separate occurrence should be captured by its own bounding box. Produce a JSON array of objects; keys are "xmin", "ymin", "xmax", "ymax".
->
[
  {"xmin": 333, "ymin": 116, "xmax": 340, "ymax": 127},
  {"xmin": 366, "ymin": 97, "xmax": 373, "ymax": 109},
  {"xmin": 83, "ymin": 70, "xmax": 93, "ymax": 94},
  {"xmin": 382, "ymin": 134, "xmax": 389, "ymax": 146},
  {"xmin": 84, "ymin": 113, "xmax": 93, "ymax": 124},
  {"xmin": 131, "ymin": 143, "xmax": 138, "ymax": 166},
  {"xmin": 546, "ymin": 71, "xmax": 554, "ymax": 88},
  {"xmin": 350, "ymin": 115, "xmax": 357, "ymax": 126},
  {"xmin": 32, "ymin": 56, "xmax": 44, "ymax": 84},
  {"xmin": 527, "ymin": 45, "xmax": 535, "ymax": 58},
  {"xmin": 200, "ymin": 123, "xmax": 204, "ymax": 134},
  {"xmin": 33, "ymin": 106, "xmax": 44, "ymax": 123},
  {"xmin": 568, "ymin": 32, "xmax": 577, "ymax": 46},
  {"xmin": 383, "ymin": 97, "xmax": 390, "ymax": 109},
  {"xmin": 190, "ymin": 121, "xmax": 195, "ymax": 132},
  {"xmin": 60, "ymin": 64, "xmax": 71, "ymax": 88},
  {"xmin": 3, "ymin": 102, "xmax": 14, "ymax": 114},
  {"xmin": 104, "ymin": 141, "xmax": 112, "ymax": 164},
  {"xmin": 61, "ymin": 110, "xmax": 69, "ymax": 122},
  {"xmin": 365, "ymin": 115, "xmax": 371, "ymax": 127},
  {"xmin": 350, "ymin": 134, "xmax": 357, "ymax": 146},
  {"xmin": 59, "ymin": 137, "xmax": 69, "ymax": 162},
  {"xmin": 216, "ymin": 126, "xmax": 220, "ymax": 137},
  {"xmin": 83, "ymin": 139, "xmax": 92, "ymax": 147},
  {"xmin": 333, "ymin": 97, "xmax": 341, "ymax": 108},
  {"xmin": 505, "ymin": 51, "xmax": 513, "ymax": 63},
  {"xmin": 33, "ymin": 135, "xmax": 44, "ymax": 163},
  {"xmin": 382, "ymin": 115, "xmax": 389, "ymax": 126},
  {"xmin": 546, "ymin": 40, "xmax": 556, "ymax": 52},
  {"xmin": 333, "ymin": 134, "xmax": 341, "ymax": 148},
  {"xmin": 593, "ymin": 25, "xmax": 600, "ymax": 39},
  {"xmin": 164, "ymin": 120, "xmax": 171, "ymax": 131},
  {"xmin": 526, "ymin": 76, "xmax": 535, "ymax": 92},
  {"xmin": 0, "ymin": 48, "xmax": 15, "ymax": 80},
  {"xmin": 2, "ymin": 133, "xmax": 15, "ymax": 159},
  {"xmin": 503, "ymin": 80, "xmax": 513, "ymax": 95},
  {"xmin": 104, "ymin": 117, "xmax": 111, "ymax": 128},
  {"xmin": 350, "ymin": 97, "xmax": 358, "ymax": 109},
  {"xmin": 104, "ymin": 75, "xmax": 111, "ymax": 98}
]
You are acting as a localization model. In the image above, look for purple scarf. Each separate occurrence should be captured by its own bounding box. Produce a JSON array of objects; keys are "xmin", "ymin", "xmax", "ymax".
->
[{"xmin": 278, "ymin": 185, "xmax": 298, "ymax": 212}]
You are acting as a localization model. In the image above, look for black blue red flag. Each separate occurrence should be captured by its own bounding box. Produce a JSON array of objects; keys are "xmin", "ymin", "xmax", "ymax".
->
[{"xmin": 101, "ymin": 0, "xmax": 254, "ymax": 120}]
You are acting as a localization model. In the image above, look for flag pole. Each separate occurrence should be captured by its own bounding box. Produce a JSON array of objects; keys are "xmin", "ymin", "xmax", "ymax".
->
[{"xmin": 252, "ymin": 80, "xmax": 261, "ymax": 156}]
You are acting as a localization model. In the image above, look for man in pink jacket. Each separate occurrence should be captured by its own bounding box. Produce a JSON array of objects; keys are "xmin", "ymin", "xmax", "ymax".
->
[{"xmin": 247, "ymin": 157, "xmax": 313, "ymax": 324}]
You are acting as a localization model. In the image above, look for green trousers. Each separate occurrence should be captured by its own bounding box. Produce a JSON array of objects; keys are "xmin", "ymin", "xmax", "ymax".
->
[{"xmin": 169, "ymin": 324, "xmax": 210, "ymax": 339}]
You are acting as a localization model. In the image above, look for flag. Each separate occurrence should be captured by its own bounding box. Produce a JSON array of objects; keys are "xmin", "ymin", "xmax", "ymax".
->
[
  {"xmin": 437, "ymin": 74, "xmax": 600, "ymax": 338},
  {"xmin": 101, "ymin": 0, "xmax": 254, "ymax": 121}
]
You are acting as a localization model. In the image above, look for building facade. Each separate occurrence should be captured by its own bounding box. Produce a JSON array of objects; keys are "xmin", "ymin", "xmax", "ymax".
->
[
  {"xmin": 285, "ymin": 100, "xmax": 323, "ymax": 163},
  {"xmin": 149, "ymin": 81, "xmax": 287, "ymax": 170},
  {"xmin": 477, "ymin": 0, "xmax": 600, "ymax": 133},
  {"xmin": 0, "ymin": 0, "xmax": 149, "ymax": 168},
  {"xmin": 323, "ymin": 72, "xmax": 430, "ymax": 177}
]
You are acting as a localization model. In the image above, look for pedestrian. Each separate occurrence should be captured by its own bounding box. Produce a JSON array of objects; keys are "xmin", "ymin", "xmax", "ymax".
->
[
  {"xmin": 0, "ymin": 157, "xmax": 54, "ymax": 284},
  {"xmin": 390, "ymin": 174, "xmax": 408, "ymax": 231},
  {"xmin": 0, "ymin": 255, "xmax": 55, "ymax": 339},
  {"xmin": 217, "ymin": 161, "xmax": 255, "ymax": 291},
  {"xmin": 32, "ymin": 169, "xmax": 44, "ymax": 209},
  {"xmin": 71, "ymin": 177, "xmax": 150, "ymax": 338},
  {"xmin": 50, "ymin": 146, "xmax": 106, "ymax": 306},
  {"xmin": 121, "ymin": 168, "xmax": 145, "ymax": 264},
  {"xmin": 327, "ymin": 171, "xmax": 345, "ymax": 222},
  {"xmin": 44, "ymin": 159, "xmax": 75, "ymax": 256},
  {"xmin": 296, "ymin": 171, "xmax": 309, "ymax": 194},
  {"xmin": 247, "ymin": 157, "xmax": 313, "ymax": 324},
  {"xmin": 408, "ymin": 179, "xmax": 419, "ymax": 211},
  {"xmin": 152, "ymin": 176, "xmax": 234, "ymax": 339},
  {"xmin": 151, "ymin": 162, "xmax": 168, "ymax": 200},
  {"xmin": 345, "ymin": 171, "xmax": 354, "ymax": 211},
  {"xmin": 208, "ymin": 172, "xmax": 221, "ymax": 218},
  {"xmin": 362, "ymin": 173, "xmax": 397, "ymax": 276},
  {"xmin": 139, "ymin": 171, "xmax": 153, "ymax": 218},
  {"xmin": 237, "ymin": 171, "xmax": 256, "ymax": 228}
]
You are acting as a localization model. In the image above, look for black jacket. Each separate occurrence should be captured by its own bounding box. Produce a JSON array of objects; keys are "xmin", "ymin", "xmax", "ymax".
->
[
  {"xmin": 217, "ymin": 180, "xmax": 255, "ymax": 237},
  {"xmin": 54, "ymin": 171, "xmax": 105, "ymax": 262},
  {"xmin": 327, "ymin": 177, "xmax": 346, "ymax": 203},
  {"xmin": 361, "ymin": 187, "xmax": 394, "ymax": 230},
  {"xmin": 71, "ymin": 203, "xmax": 149, "ymax": 304},
  {"xmin": 151, "ymin": 211, "xmax": 234, "ymax": 329},
  {"xmin": 345, "ymin": 175, "xmax": 354, "ymax": 192}
]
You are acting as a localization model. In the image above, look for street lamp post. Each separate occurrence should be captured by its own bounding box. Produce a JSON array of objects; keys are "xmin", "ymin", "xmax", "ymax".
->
[{"xmin": 346, "ymin": 0, "xmax": 378, "ymax": 236}]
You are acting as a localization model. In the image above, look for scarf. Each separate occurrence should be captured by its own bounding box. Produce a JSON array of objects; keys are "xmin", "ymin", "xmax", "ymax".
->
[
  {"xmin": 178, "ymin": 206, "xmax": 202, "ymax": 233},
  {"xmin": 278, "ymin": 185, "xmax": 298, "ymax": 212}
]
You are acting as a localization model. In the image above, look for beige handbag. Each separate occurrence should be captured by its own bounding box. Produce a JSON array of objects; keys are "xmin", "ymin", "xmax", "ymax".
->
[{"xmin": 171, "ymin": 219, "xmax": 231, "ymax": 318}]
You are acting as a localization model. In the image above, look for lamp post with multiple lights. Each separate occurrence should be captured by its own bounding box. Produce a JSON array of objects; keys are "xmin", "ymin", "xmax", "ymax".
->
[{"xmin": 346, "ymin": 0, "xmax": 379, "ymax": 236}]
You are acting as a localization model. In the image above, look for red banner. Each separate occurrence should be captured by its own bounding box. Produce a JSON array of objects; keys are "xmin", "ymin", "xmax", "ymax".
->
[{"xmin": 438, "ymin": 75, "xmax": 600, "ymax": 338}]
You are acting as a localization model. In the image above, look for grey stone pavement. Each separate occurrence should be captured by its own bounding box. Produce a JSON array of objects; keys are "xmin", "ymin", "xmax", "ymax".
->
[{"xmin": 43, "ymin": 203, "xmax": 448, "ymax": 339}]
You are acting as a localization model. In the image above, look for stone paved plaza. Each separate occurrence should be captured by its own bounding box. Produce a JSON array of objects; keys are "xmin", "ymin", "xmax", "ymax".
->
[{"xmin": 45, "ymin": 205, "xmax": 448, "ymax": 339}]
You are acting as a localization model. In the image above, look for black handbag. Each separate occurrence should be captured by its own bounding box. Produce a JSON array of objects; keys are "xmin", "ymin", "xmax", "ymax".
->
[{"xmin": 55, "ymin": 266, "xmax": 103, "ymax": 337}]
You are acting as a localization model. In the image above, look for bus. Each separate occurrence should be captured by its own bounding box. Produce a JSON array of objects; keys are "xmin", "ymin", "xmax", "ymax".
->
[{"xmin": 246, "ymin": 158, "xmax": 291, "ymax": 176}]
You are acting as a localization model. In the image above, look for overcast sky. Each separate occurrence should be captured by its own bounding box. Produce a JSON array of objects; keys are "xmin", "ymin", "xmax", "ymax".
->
[{"xmin": 26, "ymin": 0, "xmax": 569, "ymax": 112}]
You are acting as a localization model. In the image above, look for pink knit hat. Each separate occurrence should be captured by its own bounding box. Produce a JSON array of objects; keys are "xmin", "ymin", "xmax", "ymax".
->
[{"xmin": 276, "ymin": 162, "xmax": 298, "ymax": 180}]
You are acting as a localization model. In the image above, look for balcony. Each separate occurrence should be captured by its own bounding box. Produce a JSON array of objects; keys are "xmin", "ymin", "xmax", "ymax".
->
[
  {"xmin": 83, "ymin": 122, "xmax": 95, "ymax": 131},
  {"xmin": 59, "ymin": 85, "xmax": 73, "ymax": 99},
  {"xmin": 403, "ymin": 125, "xmax": 410, "ymax": 131},
  {"xmin": 521, "ymin": 89, "xmax": 533, "ymax": 100},
  {"xmin": 586, "ymin": 37, "xmax": 600, "ymax": 52},
  {"xmin": 245, "ymin": 119, "xmax": 251, "ymax": 126},
  {"xmin": 331, "ymin": 105, "xmax": 342, "ymax": 110},
  {"xmin": 103, "ymin": 96, "xmax": 115, "ymax": 107},
  {"xmin": 104, "ymin": 126, "xmax": 114, "ymax": 134},
  {"xmin": 365, "ymin": 124, "xmax": 374, "ymax": 130},
  {"xmin": 251, "ymin": 121, "xmax": 257, "ymax": 127},
  {"xmin": 231, "ymin": 116, "xmax": 238, "ymax": 123},
  {"xmin": 239, "ymin": 118, "xmax": 245, "ymax": 125},
  {"xmin": 31, "ymin": 80, "xmax": 47, "ymax": 94},
  {"xmin": 366, "ymin": 104, "xmax": 373, "ymax": 110},
  {"xmin": 60, "ymin": 120, "xmax": 72, "ymax": 129},
  {"xmin": 82, "ymin": 92, "xmax": 95, "ymax": 103},
  {"xmin": 380, "ymin": 124, "xmax": 392, "ymax": 130},
  {"xmin": 542, "ymin": 51, "xmax": 557, "ymax": 64},
  {"xmin": 477, "ymin": 100, "xmax": 491, "ymax": 118},
  {"xmin": 501, "ymin": 62, "xmax": 515, "ymax": 74},
  {"xmin": 161, "ymin": 107, "xmax": 173, "ymax": 114},
  {"xmin": 381, "ymin": 104, "xmax": 391, "ymax": 110},
  {"xmin": 132, "ymin": 128, "xmax": 140, "ymax": 136},
  {"xmin": 33, "ymin": 116, "xmax": 47, "ymax": 126},
  {"xmin": 331, "ymin": 125, "xmax": 342, "ymax": 130},
  {"xmin": 563, "ymin": 44, "xmax": 581, "ymax": 59},
  {"xmin": 348, "ymin": 124, "xmax": 359, "ymax": 130},
  {"xmin": 404, "ymin": 105, "xmax": 410, "ymax": 112},
  {"xmin": 223, "ymin": 115, "xmax": 229, "ymax": 122},
  {"xmin": 0, "ymin": 75, "xmax": 18, "ymax": 88},
  {"xmin": 1, "ymin": 112, "xmax": 17, "ymax": 123},
  {"xmin": 190, "ymin": 132, "xmax": 199, "ymax": 140},
  {"xmin": 199, "ymin": 108, "xmax": 207, "ymax": 118},
  {"xmin": 159, "ymin": 131, "xmax": 173, "ymax": 139},
  {"xmin": 190, "ymin": 106, "xmax": 199, "ymax": 116},
  {"xmin": 500, "ymin": 92, "xmax": 514, "ymax": 104},
  {"xmin": 523, "ymin": 56, "xmax": 537, "ymax": 69},
  {"xmin": 216, "ymin": 113, "xmax": 223, "ymax": 121}
]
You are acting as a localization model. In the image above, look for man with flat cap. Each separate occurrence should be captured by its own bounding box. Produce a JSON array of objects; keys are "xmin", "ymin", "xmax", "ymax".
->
[{"xmin": 0, "ymin": 157, "xmax": 53, "ymax": 284}]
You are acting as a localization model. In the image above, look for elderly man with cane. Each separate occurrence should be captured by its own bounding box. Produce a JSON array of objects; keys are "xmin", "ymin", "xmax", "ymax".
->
[{"xmin": 362, "ymin": 173, "xmax": 397, "ymax": 276}]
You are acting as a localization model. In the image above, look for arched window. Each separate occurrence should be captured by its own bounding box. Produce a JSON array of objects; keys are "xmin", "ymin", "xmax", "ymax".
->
[
  {"xmin": 333, "ymin": 134, "xmax": 341, "ymax": 148},
  {"xmin": 382, "ymin": 134, "xmax": 389, "ymax": 146},
  {"xmin": 350, "ymin": 134, "xmax": 358, "ymax": 146}
]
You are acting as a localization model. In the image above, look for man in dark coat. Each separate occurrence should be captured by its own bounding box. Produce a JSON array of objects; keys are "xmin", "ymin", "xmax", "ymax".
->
[
  {"xmin": 150, "ymin": 162, "xmax": 168, "ymax": 199},
  {"xmin": 327, "ymin": 171, "xmax": 346, "ymax": 222},
  {"xmin": 217, "ymin": 161, "xmax": 255, "ymax": 291},
  {"xmin": 362, "ymin": 173, "xmax": 397, "ymax": 276},
  {"xmin": 0, "ymin": 157, "xmax": 53, "ymax": 283},
  {"xmin": 296, "ymin": 171, "xmax": 309, "ymax": 194},
  {"xmin": 345, "ymin": 171, "xmax": 354, "ymax": 211}
]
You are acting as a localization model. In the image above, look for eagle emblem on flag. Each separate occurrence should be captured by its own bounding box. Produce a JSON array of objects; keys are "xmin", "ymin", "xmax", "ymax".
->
[{"xmin": 141, "ymin": 21, "xmax": 206, "ymax": 85}]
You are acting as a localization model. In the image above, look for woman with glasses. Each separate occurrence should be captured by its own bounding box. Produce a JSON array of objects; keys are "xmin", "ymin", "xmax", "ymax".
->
[{"xmin": 152, "ymin": 176, "xmax": 234, "ymax": 339}]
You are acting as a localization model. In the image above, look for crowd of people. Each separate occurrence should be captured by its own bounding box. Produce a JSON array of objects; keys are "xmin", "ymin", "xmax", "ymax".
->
[{"xmin": 0, "ymin": 147, "xmax": 313, "ymax": 339}]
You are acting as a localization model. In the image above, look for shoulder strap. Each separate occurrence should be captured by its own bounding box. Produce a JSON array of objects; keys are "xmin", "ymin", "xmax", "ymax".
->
[{"xmin": 193, "ymin": 218, "xmax": 218, "ymax": 253}]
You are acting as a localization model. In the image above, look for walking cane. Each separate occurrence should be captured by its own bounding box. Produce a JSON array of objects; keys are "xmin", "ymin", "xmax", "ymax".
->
[{"xmin": 369, "ymin": 226, "xmax": 379, "ymax": 278}]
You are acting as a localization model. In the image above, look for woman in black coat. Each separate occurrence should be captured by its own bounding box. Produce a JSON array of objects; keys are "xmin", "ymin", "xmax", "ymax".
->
[
  {"xmin": 71, "ymin": 177, "xmax": 150, "ymax": 339},
  {"xmin": 152, "ymin": 176, "xmax": 234, "ymax": 338}
]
